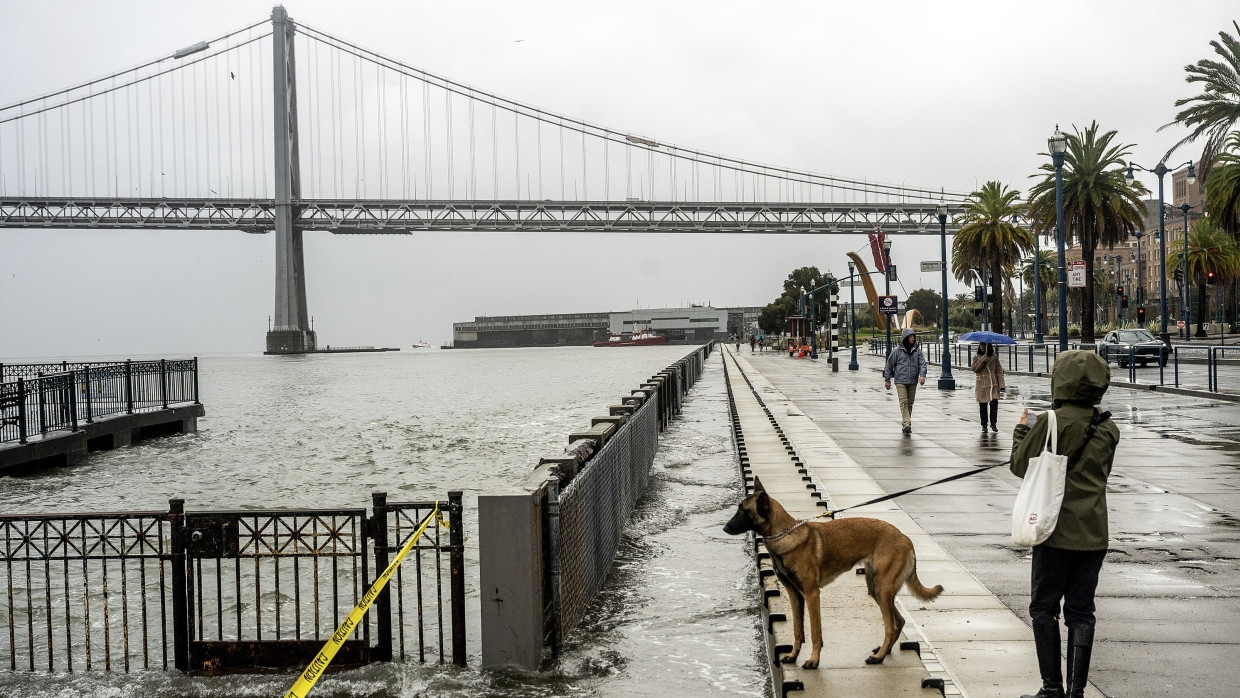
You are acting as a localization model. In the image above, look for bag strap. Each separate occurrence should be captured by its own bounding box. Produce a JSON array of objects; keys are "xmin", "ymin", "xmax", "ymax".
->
[
  {"xmin": 1066, "ymin": 408, "xmax": 1112, "ymax": 468},
  {"xmin": 1041, "ymin": 409, "xmax": 1058, "ymax": 455}
]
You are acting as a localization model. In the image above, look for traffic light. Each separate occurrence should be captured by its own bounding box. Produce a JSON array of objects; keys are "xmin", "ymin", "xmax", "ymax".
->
[
  {"xmin": 1137, "ymin": 307, "xmax": 1146, "ymax": 324},
  {"xmin": 1121, "ymin": 294, "xmax": 1129, "ymax": 309},
  {"xmin": 1174, "ymin": 268, "xmax": 1184, "ymax": 283},
  {"xmin": 974, "ymin": 307, "xmax": 983, "ymax": 317},
  {"xmin": 974, "ymin": 286, "xmax": 985, "ymax": 302},
  {"xmin": 1207, "ymin": 270, "xmax": 1216, "ymax": 285},
  {"xmin": 1116, "ymin": 285, "xmax": 1123, "ymax": 296}
]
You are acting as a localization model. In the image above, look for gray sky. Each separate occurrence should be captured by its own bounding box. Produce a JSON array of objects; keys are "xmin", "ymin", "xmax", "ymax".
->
[{"xmin": 2, "ymin": 0, "xmax": 1236, "ymax": 358}]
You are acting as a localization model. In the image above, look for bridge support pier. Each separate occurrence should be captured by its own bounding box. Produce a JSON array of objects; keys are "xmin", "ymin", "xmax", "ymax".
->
[{"xmin": 263, "ymin": 5, "xmax": 316, "ymax": 355}]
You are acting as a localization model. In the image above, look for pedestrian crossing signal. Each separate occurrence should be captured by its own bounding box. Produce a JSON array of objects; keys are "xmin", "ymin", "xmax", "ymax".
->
[
  {"xmin": 1137, "ymin": 307, "xmax": 1146, "ymax": 323},
  {"xmin": 1121, "ymin": 294, "xmax": 1129, "ymax": 309},
  {"xmin": 1207, "ymin": 270, "xmax": 1216, "ymax": 285}
]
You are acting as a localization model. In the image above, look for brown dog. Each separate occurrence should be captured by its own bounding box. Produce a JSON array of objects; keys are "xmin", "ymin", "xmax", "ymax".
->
[{"xmin": 724, "ymin": 477, "xmax": 942, "ymax": 669}]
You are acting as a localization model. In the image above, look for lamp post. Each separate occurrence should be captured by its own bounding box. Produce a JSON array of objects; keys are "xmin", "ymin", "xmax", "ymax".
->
[
  {"xmin": 937, "ymin": 202, "xmax": 955, "ymax": 390},
  {"xmin": 809, "ymin": 284, "xmax": 819, "ymax": 359},
  {"xmin": 1049, "ymin": 126, "xmax": 1069, "ymax": 351},
  {"xmin": 1133, "ymin": 228, "xmax": 1144, "ymax": 311},
  {"xmin": 1180, "ymin": 201, "xmax": 1206, "ymax": 338},
  {"xmin": 1126, "ymin": 159, "xmax": 1196, "ymax": 346},
  {"xmin": 883, "ymin": 237, "xmax": 893, "ymax": 355},
  {"xmin": 1114, "ymin": 254, "xmax": 1124, "ymax": 325},
  {"xmin": 1018, "ymin": 260, "xmax": 1026, "ymax": 339},
  {"xmin": 848, "ymin": 260, "xmax": 859, "ymax": 370}
]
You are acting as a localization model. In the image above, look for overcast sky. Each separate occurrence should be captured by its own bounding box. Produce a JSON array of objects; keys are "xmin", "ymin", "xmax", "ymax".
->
[{"xmin": 2, "ymin": 1, "xmax": 1236, "ymax": 358}]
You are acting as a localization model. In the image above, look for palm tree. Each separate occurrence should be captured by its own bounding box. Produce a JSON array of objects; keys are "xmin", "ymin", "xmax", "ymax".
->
[
  {"xmin": 1168, "ymin": 218, "xmax": 1240, "ymax": 336},
  {"xmin": 951, "ymin": 182, "xmax": 1032, "ymax": 334},
  {"xmin": 1028, "ymin": 122, "xmax": 1148, "ymax": 343},
  {"xmin": 1206, "ymin": 131, "xmax": 1240, "ymax": 236},
  {"xmin": 1160, "ymin": 22, "xmax": 1240, "ymax": 175},
  {"xmin": 1021, "ymin": 249, "xmax": 1056, "ymax": 337}
]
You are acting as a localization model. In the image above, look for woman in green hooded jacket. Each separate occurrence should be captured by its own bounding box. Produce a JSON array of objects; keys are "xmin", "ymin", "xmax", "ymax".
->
[{"xmin": 1010, "ymin": 350, "xmax": 1119, "ymax": 698}]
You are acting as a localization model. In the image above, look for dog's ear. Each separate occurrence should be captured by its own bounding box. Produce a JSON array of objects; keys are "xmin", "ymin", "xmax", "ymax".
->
[
  {"xmin": 756, "ymin": 490, "xmax": 770, "ymax": 517},
  {"xmin": 753, "ymin": 476, "xmax": 766, "ymax": 493}
]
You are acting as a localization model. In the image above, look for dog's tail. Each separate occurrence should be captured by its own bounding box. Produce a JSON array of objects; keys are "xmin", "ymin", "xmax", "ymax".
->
[{"xmin": 902, "ymin": 555, "xmax": 944, "ymax": 602}]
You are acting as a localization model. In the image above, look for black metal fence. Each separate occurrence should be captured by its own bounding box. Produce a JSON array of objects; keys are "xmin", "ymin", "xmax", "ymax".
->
[
  {"xmin": 0, "ymin": 359, "xmax": 200, "ymax": 445},
  {"xmin": 541, "ymin": 344, "xmax": 709, "ymax": 649},
  {"xmin": 871, "ymin": 339, "xmax": 1240, "ymax": 394},
  {"xmin": 1, "ymin": 493, "xmax": 465, "ymax": 674}
]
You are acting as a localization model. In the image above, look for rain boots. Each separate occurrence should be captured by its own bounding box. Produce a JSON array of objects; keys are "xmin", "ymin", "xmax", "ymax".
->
[
  {"xmin": 1021, "ymin": 620, "xmax": 1065, "ymax": 698},
  {"xmin": 1066, "ymin": 623, "xmax": 1094, "ymax": 698}
]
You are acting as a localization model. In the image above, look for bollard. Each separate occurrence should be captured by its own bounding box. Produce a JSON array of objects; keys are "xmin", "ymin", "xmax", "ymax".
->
[
  {"xmin": 169, "ymin": 498, "xmax": 190, "ymax": 672},
  {"xmin": 370, "ymin": 492, "xmax": 393, "ymax": 662},
  {"xmin": 449, "ymin": 490, "xmax": 467, "ymax": 667}
]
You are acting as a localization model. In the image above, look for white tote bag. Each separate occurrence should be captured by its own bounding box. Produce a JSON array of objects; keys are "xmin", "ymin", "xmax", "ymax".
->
[{"xmin": 1011, "ymin": 410, "xmax": 1068, "ymax": 547}]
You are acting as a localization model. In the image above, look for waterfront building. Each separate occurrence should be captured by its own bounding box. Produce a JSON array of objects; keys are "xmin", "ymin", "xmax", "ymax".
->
[{"xmin": 450, "ymin": 305, "xmax": 763, "ymax": 348}]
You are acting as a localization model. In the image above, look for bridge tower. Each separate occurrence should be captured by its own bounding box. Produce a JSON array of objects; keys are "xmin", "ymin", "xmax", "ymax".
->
[{"xmin": 264, "ymin": 6, "xmax": 316, "ymax": 354}]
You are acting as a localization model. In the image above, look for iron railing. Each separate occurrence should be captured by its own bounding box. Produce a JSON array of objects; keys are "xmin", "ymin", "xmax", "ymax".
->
[
  {"xmin": 0, "ymin": 359, "xmax": 199, "ymax": 445},
  {"xmin": 1, "ymin": 492, "xmax": 466, "ymax": 674}
]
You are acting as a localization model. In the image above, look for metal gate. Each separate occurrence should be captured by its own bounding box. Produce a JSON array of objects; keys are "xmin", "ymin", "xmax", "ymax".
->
[{"xmin": 2, "ymin": 493, "xmax": 465, "ymax": 675}]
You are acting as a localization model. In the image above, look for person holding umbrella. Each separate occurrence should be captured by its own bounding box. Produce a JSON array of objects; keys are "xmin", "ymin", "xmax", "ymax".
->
[{"xmin": 961, "ymin": 331, "xmax": 1015, "ymax": 434}]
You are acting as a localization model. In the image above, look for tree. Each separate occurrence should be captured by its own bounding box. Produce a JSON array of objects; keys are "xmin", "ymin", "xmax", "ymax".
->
[
  {"xmin": 1021, "ymin": 250, "xmax": 1056, "ymax": 336},
  {"xmin": 905, "ymin": 288, "xmax": 942, "ymax": 327},
  {"xmin": 1160, "ymin": 21, "xmax": 1240, "ymax": 176},
  {"xmin": 1028, "ymin": 122, "xmax": 1148, "ymax": 343},
  {"xmin": 1168, "ymin": 218, "xmax": 1240, "ymax": 336},
  {"xmin": 1206, "ymin": 130, "xmax": 1240, "ymax": 236},
  {"xmin": 951, "ymin": 181, "xmax": 1032, "ymax": 334},
  {"xmin": 758, "ymin": 266, "xmax": 838, "ymax": 335}
]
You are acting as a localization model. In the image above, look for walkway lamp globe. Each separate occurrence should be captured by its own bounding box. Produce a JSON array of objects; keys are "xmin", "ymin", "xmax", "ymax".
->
[
  {"xmin": 936, "ymin": 201, "xmax": 955, "ymax": 390},
  {"xmin": 1049, "ymin": 126, "xmax": 1069, "ymax": 352},
  {"xmin": 1125, "ymin": 159, "xmax": 1195, "ymax": 346},
  {"xmin": 882, "ymin": 236, "xmax": 893, "ymax": 355},
  {"xmin": 847, "ymin": 260, "xmax": 859, "ymax": 370}
]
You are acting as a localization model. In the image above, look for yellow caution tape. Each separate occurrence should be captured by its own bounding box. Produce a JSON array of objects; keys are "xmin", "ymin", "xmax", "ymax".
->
[{"xmin": 284, "ymin": 501, "xmax": 450, "ymax": 698}]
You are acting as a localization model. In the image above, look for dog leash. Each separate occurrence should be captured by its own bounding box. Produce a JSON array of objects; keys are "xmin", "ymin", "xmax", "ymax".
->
[{"xmin": 817, "ymin": 461, "xmax": 1011, "ymax": 519}]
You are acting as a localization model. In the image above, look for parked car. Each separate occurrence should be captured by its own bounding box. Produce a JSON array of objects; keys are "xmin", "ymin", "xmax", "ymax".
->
[{"xmin": 1099, "ymin": 329, "xmax": 1167, "ymax": 367}]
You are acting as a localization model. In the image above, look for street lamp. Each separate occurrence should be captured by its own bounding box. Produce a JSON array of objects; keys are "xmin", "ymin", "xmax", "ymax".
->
[
  {"xmin": 883, "ymin": 236, "xmax": 894, "ymax": 355},
  {"xmin": 1180, "ymin": 201, "xmax": 1206, "ymax": 339},
  {"xmin": 848, "ymin": 260, "xmax": 859, "ymax": 370},
  {"xmin": 1049, "ymin": 126, "xmax": 1069, "ymax": 351},
  {"xmin": 1125, "ymin": 158, "xmax": 1195, "ymax": 345},
  {"xmin": 808, "ymin": 284, "xmax": 819, "ymax": 359},
  {"xmin": 1018, "ymin": 259, "xmax": 1026, "ymax": 339},
  {"xmin": 937, "ymin": 202, "xmax": 955, "ymax": 390}
]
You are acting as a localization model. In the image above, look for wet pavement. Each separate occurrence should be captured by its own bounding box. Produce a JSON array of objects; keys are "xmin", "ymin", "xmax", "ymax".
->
[{"xmin": 736, "ymin": 347, "xmax": 1240, "ymax": 698}]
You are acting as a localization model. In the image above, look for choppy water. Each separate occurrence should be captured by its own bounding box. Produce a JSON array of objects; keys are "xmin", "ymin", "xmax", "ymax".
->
[{"xmin": 0, "ymin": 347, "xmax": 766, "ymax": 697}]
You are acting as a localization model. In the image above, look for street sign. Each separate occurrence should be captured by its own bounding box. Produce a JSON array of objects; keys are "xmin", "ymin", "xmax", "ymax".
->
[
  {"xmin": 1068, "ymin": 261, "xmax": 1087, "ymax": 288},
  {"xmin": 920, "ymin": 260, "xmax": 943, "ymax": 272},
  {"xmin": 1177, "ymin": 320, "xmax": 1186, "ymax": 329},
  {"xmin": 878, "ymin": 294, "xmax": 898, "ymax": 315}
]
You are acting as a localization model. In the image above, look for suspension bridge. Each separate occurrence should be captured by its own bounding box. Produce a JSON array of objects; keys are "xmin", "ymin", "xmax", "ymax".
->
[{"xmin": 0, "ymin": 6, "xmax": 968, "ymax": 353}]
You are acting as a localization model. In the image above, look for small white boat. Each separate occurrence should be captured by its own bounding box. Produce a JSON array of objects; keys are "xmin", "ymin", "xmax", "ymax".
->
[{"xmin": 411, "ymin": 339, "xmax": 432, "ymax": 349}]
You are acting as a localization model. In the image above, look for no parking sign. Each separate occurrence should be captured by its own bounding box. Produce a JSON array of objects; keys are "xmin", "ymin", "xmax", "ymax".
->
[{"xmin": 878, "ymin": 295, "xmax": 898, "ymax": 315}]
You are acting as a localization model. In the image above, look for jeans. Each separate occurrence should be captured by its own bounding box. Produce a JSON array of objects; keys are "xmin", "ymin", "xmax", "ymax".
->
[
  {"xmin": 1029, "ymin": 544, "xmax": 1106, "ymax": 628},
  {"xmin": 978, "ymin": 399, "xmax": 998, "ymax": 427},
  {"xmin": 896, "ymin": 383, "xmax": 918, "ymax": 427}
]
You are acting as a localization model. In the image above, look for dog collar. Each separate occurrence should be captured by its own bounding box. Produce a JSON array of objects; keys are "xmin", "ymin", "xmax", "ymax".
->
[{"xmin": 763, "ymin": 520, "xmax": 808, "ymax": 543}]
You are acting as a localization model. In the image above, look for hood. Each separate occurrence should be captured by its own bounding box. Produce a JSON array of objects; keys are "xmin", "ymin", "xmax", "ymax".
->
[
  {"xmin": 900, "ymin": 328, "xmax": 917, "ymax": 346},
  {"xmin": 1051, "ymin": 350, "xmax": 1110, "ymax": 406}
]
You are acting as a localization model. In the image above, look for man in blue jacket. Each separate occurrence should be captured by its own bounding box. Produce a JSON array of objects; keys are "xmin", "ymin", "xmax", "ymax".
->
[{"xmin": 883, "ymin": 327, "xmax": 927, "ymax": 434}]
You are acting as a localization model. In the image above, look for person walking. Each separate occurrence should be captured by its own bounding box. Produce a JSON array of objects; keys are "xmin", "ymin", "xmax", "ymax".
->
[
  {"xmin": 971, "ymin": 342, "xmax": 1006, "ymax": 434},
  {"xmin": 749, "ymin": 335, "xmax": 757, "ymax": 353},
  {"xmin": 882, "ymin": 328, "xmax": 927, "ymax": 434},
  {"xmin": 1011, "ymin": 351, "xmax": 1118, "ymax": 698}
]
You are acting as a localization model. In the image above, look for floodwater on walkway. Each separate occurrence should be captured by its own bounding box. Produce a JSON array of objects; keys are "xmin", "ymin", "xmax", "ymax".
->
[{"xmin": 0, "ymin": 348, "xmax": 767, "ymax": 697}]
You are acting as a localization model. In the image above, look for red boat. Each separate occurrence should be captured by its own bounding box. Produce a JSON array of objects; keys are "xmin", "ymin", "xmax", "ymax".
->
[{"xmin": 593, "ymin": 329, "xmax": 668, "ymax": 347}]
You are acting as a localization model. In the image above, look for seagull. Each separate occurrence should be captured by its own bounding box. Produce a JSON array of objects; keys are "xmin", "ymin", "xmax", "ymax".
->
[
  {"xmin": 513, "ymin": 39, "xmax": 523, "ymax": 43},
  {"xmin": 230, "ymin": 72, "xmax": 236, "ymax": 79}
]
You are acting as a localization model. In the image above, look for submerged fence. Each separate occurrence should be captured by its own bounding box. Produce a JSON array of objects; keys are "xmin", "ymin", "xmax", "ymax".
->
[
  {"xmin": 0, "ymin": 359, "xmax": 199, "ymax": 445},
  {"xmin": 1, "ymin": 493, "xmax": 465, "ymax": 674},
  {"xmin": 479, "ymin": 343, "xmax": 713, "ymax": 670}
]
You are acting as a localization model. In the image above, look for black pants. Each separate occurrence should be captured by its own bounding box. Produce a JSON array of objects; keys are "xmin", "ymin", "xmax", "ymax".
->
[
  {"xmin": 978, "ymin": 399, "xmax": 998, "ymax": 426},
  {"xmin": 1029, "ymin": 544, "xmax": 1106, "ymax": 628}
]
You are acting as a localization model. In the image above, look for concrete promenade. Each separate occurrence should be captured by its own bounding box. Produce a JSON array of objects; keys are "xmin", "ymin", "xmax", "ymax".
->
[{"xmin": 726, "ymin": 345, "xmax": 1240, "ymax": 697}]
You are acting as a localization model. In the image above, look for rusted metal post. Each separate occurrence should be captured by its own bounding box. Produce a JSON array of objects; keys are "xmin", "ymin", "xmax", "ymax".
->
[
  {"xmin": 448, "ymin": 490, "xmax": 467, "ymax": 666},
  {"xmin": 370, "ymin": 492, "xmax": 393, "ymax": 662},
  {"xmin": 125, "ymin": 360, "xmax": 134, "ymax": 414},
  {"xmin": 17, "ymin": 377, "xmax": 27, "ymax": 443},
  {"xmin": 84, "ymin": 365, "xmax": 93, "ymax": 422},
  {"xmin": 160, "ymin": 359, "xmax": 168, "ymax": 409},
  {"xmin": 169, "ymin": 498, "xmax": 190, "ymax": 672}
]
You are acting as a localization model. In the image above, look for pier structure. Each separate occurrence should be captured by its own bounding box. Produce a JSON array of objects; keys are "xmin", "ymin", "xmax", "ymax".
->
[{"xmin": 0, "ymin": 359, "xmax": 204, "ymax": 474}]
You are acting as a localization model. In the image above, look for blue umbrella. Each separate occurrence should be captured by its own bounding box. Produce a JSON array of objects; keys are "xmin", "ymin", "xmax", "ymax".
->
[{"xmin": 959, "ymin": 330, "xmax": 1016, "ymax": 345}]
